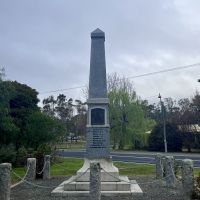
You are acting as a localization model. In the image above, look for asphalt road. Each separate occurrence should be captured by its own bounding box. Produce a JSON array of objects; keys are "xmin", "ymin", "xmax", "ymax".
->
[{"xmin": 58, "ymin": 150, "xmax": 200, "ymax": 168}]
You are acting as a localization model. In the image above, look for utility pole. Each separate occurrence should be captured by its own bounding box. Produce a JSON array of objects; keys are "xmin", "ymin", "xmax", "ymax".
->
[{"xmin": 158, "ymin": 93, "xmax": 168, "ymax": 153}]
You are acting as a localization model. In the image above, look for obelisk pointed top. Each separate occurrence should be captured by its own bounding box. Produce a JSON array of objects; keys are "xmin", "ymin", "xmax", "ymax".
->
[{"xmin": 91, "ymin": 28, "xmax": 105, "ymax": 38}]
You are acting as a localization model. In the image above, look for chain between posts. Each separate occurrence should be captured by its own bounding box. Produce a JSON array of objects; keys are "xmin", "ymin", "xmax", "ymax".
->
[
  {"xmin": 11, "ymin": 167, "xmax": 90, "ymax": 189},
  {"xmin": 101, "ymin": 167, "xmax": 175, "ymax": 185},
  {"xmin": 11, "ymin": 156, "xmax": 179, "ymax": 189},
  {"xmin": 11, "ymin": 163, "xmax": 31, "ymax": 188},
  {"xmin": 50, "ymin": 160, "xmax": 80, "ymax": 173}
]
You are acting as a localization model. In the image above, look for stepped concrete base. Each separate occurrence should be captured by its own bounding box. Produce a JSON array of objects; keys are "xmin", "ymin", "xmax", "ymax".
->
[
  {"xmin": 64, "ymin": 175, "xmax": 130, "ymax": 191},
  {"xmin": 52, "ymin": 180, "xmax": 143, "ymax": 197},
  {"xmin": 51, "ymin": 158, "xmax": 143, "ymax": 198}
]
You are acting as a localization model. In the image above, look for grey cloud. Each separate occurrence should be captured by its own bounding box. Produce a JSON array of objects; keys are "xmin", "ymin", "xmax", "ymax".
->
[{"xmin": 0, "ymin": 0, "xmax": 200, "ymax": 103}]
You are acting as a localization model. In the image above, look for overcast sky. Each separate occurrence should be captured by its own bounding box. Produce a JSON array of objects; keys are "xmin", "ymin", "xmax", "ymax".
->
[{"xmin": 1, "ymin": 0, "xmax": 200, "ymax": 105}]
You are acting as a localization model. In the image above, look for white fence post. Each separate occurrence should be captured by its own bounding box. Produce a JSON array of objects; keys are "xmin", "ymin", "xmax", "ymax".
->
[
  {"xmin": 165, "ymin": 156, "xmax": 176, "ymax": 188},
  {"xmin": 43, "ymin": 155, "xmax": 50, "ymax": 180},
  {"xmin": 155, "ymin": 153, "xmax": 163, "ymax": 178},
  {"xmin": 26, "ymin": 158, "xmax": 36, "ymax": 181},
  {"xmin": 182, "ymin": 159, "xmax": 194, "ymax": 199},
  {"xmin": 90, "ymin": 162, "xmax": 101, "ymax": 200}
]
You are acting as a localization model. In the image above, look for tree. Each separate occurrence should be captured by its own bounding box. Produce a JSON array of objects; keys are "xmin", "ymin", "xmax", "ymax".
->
[
  {"xmin": 0, "ymin": 70, "xmax": 71, "ymax": 164},
  {"xmin": 55, "ymin": 95, "xmax": 73, "ymax": 123},
  {"xmin": 6, "ymin": 81, "xmax": 39, "ymax": 149},
  {"xmin": 42, "ymin": 95, "xmax": 56, "ymax": 117},
  {"xmin": 0, "ymin": 81, "xmax": 19, "ymax": 145},
  {"xmin": 43, "ymin": 94, "xmax": 74, "ymax": 131},
  {"xmin": 191, "ymin": 92, "xmax": 200, "ymax": 126},
  {"xmin": 70, "ymin": 100, "xmax": 87, "ymax": 137},
  {"xmin": 108, "ymin": 73, "xmax": 155, "ymax": 150},
  {"xmin": 148, "ymin": 123, "xmax": 182, "ymax": 152},
  {"xmin": 24, "ymin": 112, "xmax": 67, "ymax": 149},
  {"xmin": 0, "ymin": 67, "xmax": 5, "ymax": 81}
]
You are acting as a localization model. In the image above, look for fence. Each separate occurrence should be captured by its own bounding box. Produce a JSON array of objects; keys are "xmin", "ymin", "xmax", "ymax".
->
[{"xmin": 0, "ymin": 154, "xmax": 196, "ymax": 200}]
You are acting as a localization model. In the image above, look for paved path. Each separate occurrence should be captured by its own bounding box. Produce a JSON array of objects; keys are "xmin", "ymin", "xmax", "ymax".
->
[{"xmin": 58, "ymin": 149, "xmax": 200, "ymax": 167}]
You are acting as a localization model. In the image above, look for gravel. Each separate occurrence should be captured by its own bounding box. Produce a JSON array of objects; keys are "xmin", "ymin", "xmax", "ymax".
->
[{"xmin": 11, "ymin": 176, "xmax": 185, "ymax": 200}]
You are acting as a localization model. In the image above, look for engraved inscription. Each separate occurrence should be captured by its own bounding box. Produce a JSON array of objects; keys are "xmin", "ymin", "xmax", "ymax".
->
[
  {"xmin": 86, "ymin": 127, "xmax": 110, "ymax": 158},
  {"xmin": 90, "ymin": 128, "xmax": 106, "ymax": 148}
]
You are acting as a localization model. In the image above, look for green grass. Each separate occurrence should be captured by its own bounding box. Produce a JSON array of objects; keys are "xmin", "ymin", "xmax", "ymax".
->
[
  {"xmin": 12, "ymin": 167, "xmax": 27, "ymax": 184},
  {"xmin": 50, "ymin": 158, "xmax": 155, "ymax": 176},
  {"xmin": 114, "ymin": 162, "xmax": 155, "ymax": 176},
  {"xmin": 50, "ymin": 158, "xmax": 84, "ymax": 176},
  {"xmin": 12, "ymin": 158, "xmax": 200, "ymax": 184}
]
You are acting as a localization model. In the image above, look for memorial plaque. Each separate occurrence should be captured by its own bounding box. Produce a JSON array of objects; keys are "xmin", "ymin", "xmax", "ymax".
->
[
  {"xmin": 86, "ymin": 127, "xmax": 109, "ymax": 158},
  {"xmin": 91, "ymin": 108, "xmax": 105, "ymax": 125},
  {"xmin": 91, "ymin": 128, "xmax": 106, "ymax": 148}
]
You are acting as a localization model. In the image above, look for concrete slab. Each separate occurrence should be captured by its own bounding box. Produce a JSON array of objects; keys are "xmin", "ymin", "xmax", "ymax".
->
[{"xmin": 52, "ymin": 176, "xmax": 143, "ymax": 197}]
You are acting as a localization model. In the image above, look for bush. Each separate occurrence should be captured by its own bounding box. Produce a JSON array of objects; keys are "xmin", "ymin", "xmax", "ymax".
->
[
  {"xmin": 131, "ymin": 135, "xmax": 143, "ymax": 150},
  {"xmin": 148, "ymin": 123, "xmax": 182, "ymax": 152},
  {"xmin": 16, "ymin": 146, "xmax": 28, "ymax": 166},
  {"xmin": 35, "ymin": 144, "xmax": 52, "ymax": 178},
  {"xmin": 0, "ymin": 144, "xmax": 16, "ymax": 163}
]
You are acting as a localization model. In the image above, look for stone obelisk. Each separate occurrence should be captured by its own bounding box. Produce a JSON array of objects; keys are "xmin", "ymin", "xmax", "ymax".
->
[
  {"xmin": 86, "ymin": 28, "xmax": 110, "ymax": 159},
  {"xmin": 51, "ymin": 29, "xmax": 143, "ymax": 197}
]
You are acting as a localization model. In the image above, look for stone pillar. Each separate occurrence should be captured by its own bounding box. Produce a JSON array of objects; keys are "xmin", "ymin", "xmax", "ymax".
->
[
  {"xmin": 90, "ymin": 162, "xmax": 101, "ymax": 200},
  {"xmin": 182, "ymin": 159, "xmax": 194, "ymax": 199},
  {"xmin": 26, "ymin": 158, "xmax": 36, "ymax": 181},
  {"xmin": 0, "ymin": 163, "xmax": 11, "ymax": 200},
  {"xmin": 165, "ymin": 156, "xmax": 176, "ymax": 188},
  {"xmin": 43, "ymin": 155, "xmax": 50, "ymax": 180},
  {"xmin": 155, "ymin": 153, "xmax": 163, "ymax": 179}
]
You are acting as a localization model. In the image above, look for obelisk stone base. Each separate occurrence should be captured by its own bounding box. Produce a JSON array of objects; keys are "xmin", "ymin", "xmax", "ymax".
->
[
  {"xmin": 51, "ymin": 158, "xmax": 143, "ymax": 198},
  {"xmin": 76, "ymin": 158, "xmax": 119, "ymax": 182}
]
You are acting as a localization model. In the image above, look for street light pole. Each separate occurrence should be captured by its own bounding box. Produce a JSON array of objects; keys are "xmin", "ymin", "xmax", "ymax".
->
[{"xmin": 158, "ymin": 93, "xmax": 168, "ymax": 153}]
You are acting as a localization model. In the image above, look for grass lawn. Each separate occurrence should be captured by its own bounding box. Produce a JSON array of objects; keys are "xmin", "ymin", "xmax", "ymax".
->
[
  {"xmin": 12, "ymin": 157, "xmax": 200, "ymax": 184},
  {"xmin": 12, "ymin": 167, "xmax": 27, "ymax": 184}
]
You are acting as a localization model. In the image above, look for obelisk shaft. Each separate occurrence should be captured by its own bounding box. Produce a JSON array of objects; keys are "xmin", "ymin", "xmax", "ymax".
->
[
  {"xmin": 86, "ymin": 29, "xmax": 110, "ymax": 159},
  {"xmin": 89, "ymin": 29, "xmax": 107, "ymax": 99}
]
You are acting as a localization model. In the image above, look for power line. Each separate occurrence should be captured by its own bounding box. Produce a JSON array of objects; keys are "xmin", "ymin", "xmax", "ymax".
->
[
  {"xmin": 40, "ymin": 85, "xmax": 87, "ymax": 94},
  {"xmin": 127, "ymin": 63, "xmax": 200, "ymax": 79},
  {"xmin": 39, "ymin": 62, "xmax": 200, "ymax": 94}
]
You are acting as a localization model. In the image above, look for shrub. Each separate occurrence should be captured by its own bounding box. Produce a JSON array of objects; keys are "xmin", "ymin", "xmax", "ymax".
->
[
  {"xmin": 0, "ymin": 144, "xmax": 16, "ymax": 163},
  {"xmin": 148, "ymin": 123, "xmax": 182, "ymax": 152},
  {"xmin": 16, "ymin": 146, "xmax": 28, "ymax": 166},
  {"xmin": 35, "ymin": 144, "xmax": 52, "ymax": 178}
]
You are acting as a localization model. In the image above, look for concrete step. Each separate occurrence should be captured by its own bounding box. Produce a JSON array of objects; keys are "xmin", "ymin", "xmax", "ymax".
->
[
  {"xmin": 52, "ymin": 179, "xmax": 143, "ymax": 197},
  {"xmin": 64, "ymin": 176, "xmax": 131, "ymax": 191}
]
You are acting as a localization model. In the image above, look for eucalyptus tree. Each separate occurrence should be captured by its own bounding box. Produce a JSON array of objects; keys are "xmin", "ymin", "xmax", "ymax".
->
[{"xmin": 42, "ymin": 95, "xmax": 57, "ymax": 117}]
